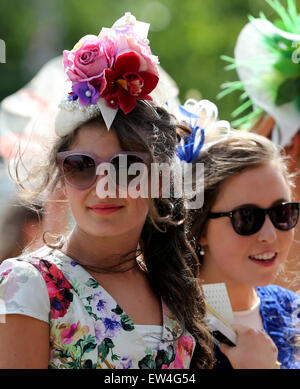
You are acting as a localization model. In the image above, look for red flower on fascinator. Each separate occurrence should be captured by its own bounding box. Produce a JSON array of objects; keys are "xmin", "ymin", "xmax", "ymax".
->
[{"xmin": 101, "ymin": 51, "xmax": 159, "ymax": 114}]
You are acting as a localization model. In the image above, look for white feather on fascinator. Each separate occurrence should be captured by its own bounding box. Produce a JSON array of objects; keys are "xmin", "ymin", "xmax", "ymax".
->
[
  {"xmin": 171, "ymin": 99, "xmax": 230, "ymax": 209},
  {"xmin": 175, "ymin": 98, "xmax": 231, "ymax": 164}
]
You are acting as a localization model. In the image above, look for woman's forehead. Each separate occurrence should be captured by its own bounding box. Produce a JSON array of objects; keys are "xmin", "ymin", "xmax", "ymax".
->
[
  {"xmin": 214, "ymin": 163, "xmax": 291, "ymax": 210},
  {"xmin": 70, "ymin": 124, "xmax": 121, "ymax": 152}
]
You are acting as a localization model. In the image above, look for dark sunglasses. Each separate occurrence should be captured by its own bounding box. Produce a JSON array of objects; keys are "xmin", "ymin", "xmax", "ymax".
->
[
  {"xmin": 56, "ymin": 151, "xmax": 150, "ymax": 189},
  {"xmin": 208, "ymin": 202, "xmax": 300, "ymax": 236}
]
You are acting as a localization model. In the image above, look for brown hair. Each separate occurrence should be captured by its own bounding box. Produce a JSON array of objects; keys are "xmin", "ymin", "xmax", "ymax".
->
[{"xmin": 0, "ymin": 199, "xmax": 43, "ymax": 262}]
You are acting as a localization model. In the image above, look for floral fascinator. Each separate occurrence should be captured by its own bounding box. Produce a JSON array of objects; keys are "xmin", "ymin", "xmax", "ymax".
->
[
  {"xmin": 219, "ymin": 0, "xmax": 300, "ymax": 147},
  {"xmin": 55, "ymin": 12, "xmax": 160, "ymax": 136},
  {"xmin": 175, "ymin": 99, "xmax": 231, "ymax": 164}
]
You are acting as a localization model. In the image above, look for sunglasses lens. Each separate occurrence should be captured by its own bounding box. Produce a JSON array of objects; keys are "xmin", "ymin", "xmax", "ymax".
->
[
  {"xmin": 63, "ymin": 155, "xmax": 95, "ymax": 188},
  {"xmin": 110, "ymin": 154, "xmax": 147, "ymax": 187},
  {"xmin": 270, "ymin": 203, "xmax": 299, "ymax": 231},
  {"xmin": 232, "ymin": 208, "xmax": 265, "ymax": 235}
]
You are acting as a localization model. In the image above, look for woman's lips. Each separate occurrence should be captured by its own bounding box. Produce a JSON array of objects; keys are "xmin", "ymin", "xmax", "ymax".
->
[
  {"xmin": 248, "ymin": 251, "xmax": 278, "ymax": 267},
  {"xmin": 89, "ymin": 204, "xmax": 124, "ymax": 215}
]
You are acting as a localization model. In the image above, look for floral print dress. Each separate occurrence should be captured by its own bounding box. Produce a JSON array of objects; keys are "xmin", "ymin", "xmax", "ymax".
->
[{"xmin": 0, "ymin": 246, "xmax": 195, "ymax": 369}]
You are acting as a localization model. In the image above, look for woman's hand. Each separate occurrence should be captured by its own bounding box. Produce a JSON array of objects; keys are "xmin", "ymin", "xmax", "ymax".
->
[{"xmin": 219, "ymin": 324, "xmax": 279, "ymax": 369}]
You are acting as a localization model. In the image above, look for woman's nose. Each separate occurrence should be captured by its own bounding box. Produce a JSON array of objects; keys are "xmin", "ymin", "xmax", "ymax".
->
[
  {"xmin": 93, "ymin": 163, "xmax": 117, "ymax": 198},
  {"xmin": 257, "ymin": 215, "xmax": 277, "ymax": 243}
]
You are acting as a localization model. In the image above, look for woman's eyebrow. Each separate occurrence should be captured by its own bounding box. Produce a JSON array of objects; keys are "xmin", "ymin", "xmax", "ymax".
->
[
  {"xmin": 271, "ymin": 198, "xmax": 289, "ymax": 206},
  {"xmin": 232, "ymin": 203, "xmax": 257, "ymax": 209},
  {"xmin": 232, "ymin": 198, "xmax": 289, "ymax": 210}
]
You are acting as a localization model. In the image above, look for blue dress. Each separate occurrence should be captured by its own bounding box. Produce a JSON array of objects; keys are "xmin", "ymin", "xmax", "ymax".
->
[{"xmin": 213, "ymin": 285, "xmax": 300, "ymax": 369}]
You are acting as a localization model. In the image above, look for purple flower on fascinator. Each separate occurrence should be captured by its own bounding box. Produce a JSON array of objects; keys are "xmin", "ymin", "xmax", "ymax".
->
[
  {"xmin": 72, "ymin": 81, "xmax": 100, "ymax": 106},
  {"xmin": 68, "ymin": 92, "xmax": 78, "ymax": 102}
]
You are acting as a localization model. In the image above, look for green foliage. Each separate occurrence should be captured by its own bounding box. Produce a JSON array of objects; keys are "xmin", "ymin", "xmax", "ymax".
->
[
  {"xmin": 1, "ymin": 0, "xmax": 298, "ymax": 120},
  {"xmin": 111, "ymin": 303, "xmax": 135, "ymax": 331},
  {"xmin": 275, "ymin": 77, "xmax": 300, "ymax": 105},
  {"xmin": 85, "ymin": 278, "xmax": 99, "ymax": 289},
  {"xmin": 98, "ymin": 337, "xmax": 115, "ymax": 362},
  {"xmin": 274, "ymin": 58, "xmax": 300, "ymax": 77},
  {"xmin": 84, "ymin": 305, "xmax": 99, "ymax": 321},
  {"xmin": 111, "ymin": 304, "xmax": 123, "ymax": 315},
  {"xmin": 120, "ymin": 313, "xmax": 135, "ymax": 331}
]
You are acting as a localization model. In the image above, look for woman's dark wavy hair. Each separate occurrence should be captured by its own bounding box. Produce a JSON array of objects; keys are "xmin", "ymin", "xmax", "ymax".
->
[{"xmin": 14, "ymin": 100, "xmax": 214, "ymax": 369}]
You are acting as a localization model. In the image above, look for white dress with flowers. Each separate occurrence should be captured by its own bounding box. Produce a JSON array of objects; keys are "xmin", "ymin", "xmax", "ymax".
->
[{"xmin": 0, "ymin": 246, "xmax": 195, "ymax": 369}]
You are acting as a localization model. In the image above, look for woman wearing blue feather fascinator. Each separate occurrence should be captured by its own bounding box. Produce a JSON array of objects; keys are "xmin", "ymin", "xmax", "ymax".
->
[{"xmin": 176, "ymin": 96, "xmax": 300, "ymax": 369}]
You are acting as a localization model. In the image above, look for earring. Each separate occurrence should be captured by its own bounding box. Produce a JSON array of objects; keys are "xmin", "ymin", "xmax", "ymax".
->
[{"xmin": 197, "ymin": 245, "xmax": 205, "ymax": 256}]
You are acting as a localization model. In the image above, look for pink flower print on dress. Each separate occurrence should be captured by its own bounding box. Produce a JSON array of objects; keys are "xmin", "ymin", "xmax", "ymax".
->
[
  {"xmin": 171, "ymin": 335, "xmax": 194, "ymax": 369},
  {"xmin": 0, "ymin": 272, "xmax": 19, "ymax": 301},
  {"xmin": 60, "ymin": 321, "xmax": 89, "ymax": 344}
]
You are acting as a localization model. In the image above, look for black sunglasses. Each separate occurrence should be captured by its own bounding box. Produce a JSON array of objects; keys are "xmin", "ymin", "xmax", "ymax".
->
[
  {"xmin": 208, "ymin": 202, "xmax": 300, "ymax": 236},
  {"xmin": 56, "ymin": 151, "xmax": 150, "ymax": 189}
]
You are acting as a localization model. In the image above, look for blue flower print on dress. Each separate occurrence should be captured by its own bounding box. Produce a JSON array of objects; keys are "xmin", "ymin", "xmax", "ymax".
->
[
  {"xmin": 103, "ymin": 315, "xmax": 122, "ymax": 337},
  {"xmin": 115, "ymin": 356, "xmax": 133, "ymax": 369}
]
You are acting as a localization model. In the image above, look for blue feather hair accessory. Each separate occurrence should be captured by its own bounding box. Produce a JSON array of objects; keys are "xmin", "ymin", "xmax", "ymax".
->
[{"xmin": 175, "ymin": 99, "xmax": 230, "ymax": 163}]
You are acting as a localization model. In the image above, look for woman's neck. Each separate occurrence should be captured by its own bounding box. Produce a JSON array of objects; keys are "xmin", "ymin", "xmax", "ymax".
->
[
  {"xmin": 199, "ymin": 264, "xmax": 259, "ymax": 312},
  {"xmin": 62, "ymin": 226, "xmax": 141, "ymax": 272},
  {"xmin": 223, "ymin": 283, "xmax": 259, "ymax": 312}
]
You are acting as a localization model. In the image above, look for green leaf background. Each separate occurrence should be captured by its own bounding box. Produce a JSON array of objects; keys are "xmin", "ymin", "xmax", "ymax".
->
[{"xmin": 1, "ymin": 0, "xmax": 292, "ymax": 121}]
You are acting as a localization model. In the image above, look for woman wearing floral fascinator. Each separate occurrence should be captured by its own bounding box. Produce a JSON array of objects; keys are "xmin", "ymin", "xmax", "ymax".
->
[
  {"xmin": 0, "ymin": 13, "xmax": 215, "ymax": 369},
  {"xmin": 0, "ymin": 12, "xmax": 281, "ymax": 370},
  {"xmin": 177, "ymin": 98, "xmax": 300, "ymax": 369}
]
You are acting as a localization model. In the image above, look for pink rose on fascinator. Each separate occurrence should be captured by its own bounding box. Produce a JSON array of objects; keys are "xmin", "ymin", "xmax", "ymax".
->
[
  {"xmin": 100, "ymin": 26, "xmax": 159, "ymax": 74},
  {"xmin": 63, "ymin": 35, "xmax": 115, "ymax": 84},
  {"xmin": 126, "ymin": 35, "xmax": 159, "ymax": 74}
]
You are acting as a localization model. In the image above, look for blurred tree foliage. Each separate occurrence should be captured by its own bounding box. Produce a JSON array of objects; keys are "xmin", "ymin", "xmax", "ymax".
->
[{"xmin": 0, "ymin": 0, "xmax": 296, "ymax": 120}]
